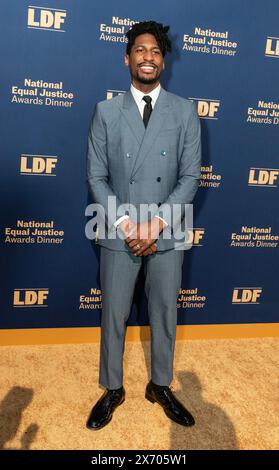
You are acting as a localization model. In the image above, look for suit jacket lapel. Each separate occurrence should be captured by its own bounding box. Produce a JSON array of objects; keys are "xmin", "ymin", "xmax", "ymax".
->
[{"xmin": 121, "ymin": 90, "xmax": 145, "ymax": 146}]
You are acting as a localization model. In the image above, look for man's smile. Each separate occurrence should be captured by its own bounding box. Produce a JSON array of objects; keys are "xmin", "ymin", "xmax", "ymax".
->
[{"xmin": 138, "ymin": 63, "xmax": 157, "ymax": 73}]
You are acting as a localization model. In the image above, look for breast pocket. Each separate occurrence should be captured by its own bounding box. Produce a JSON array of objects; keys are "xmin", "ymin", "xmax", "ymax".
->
[{"xmin": 158, "ymin": 125, "xmax": 181, "ymax": 148}]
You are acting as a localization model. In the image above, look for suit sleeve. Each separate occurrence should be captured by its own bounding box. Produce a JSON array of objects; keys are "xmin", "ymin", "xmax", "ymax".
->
[
  {"xmin": 155, "ymin": 101, "xmax": 201, "ymax": 235},
  {"xmin": 86, "ymin": 103, "xmax": 128, "ymax": 233}
]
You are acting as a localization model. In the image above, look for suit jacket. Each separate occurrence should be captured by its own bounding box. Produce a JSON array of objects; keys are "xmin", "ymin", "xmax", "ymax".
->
[{"xmin": 86, "ymin": 86, "xmax": 201, "ymax": 251}]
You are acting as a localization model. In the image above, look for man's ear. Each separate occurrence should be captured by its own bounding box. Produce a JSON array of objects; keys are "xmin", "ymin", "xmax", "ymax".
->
[{"xmin": 124, "ymin": 54, "xmax": 129, "ymax": 67}]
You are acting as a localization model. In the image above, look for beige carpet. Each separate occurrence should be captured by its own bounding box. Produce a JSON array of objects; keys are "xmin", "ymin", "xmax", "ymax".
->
[{"xmin": 0, "ymin": 336, "xmax": 278, "ymax": 450}]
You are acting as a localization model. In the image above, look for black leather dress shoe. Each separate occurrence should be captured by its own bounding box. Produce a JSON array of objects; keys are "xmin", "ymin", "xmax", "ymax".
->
[
  {"xmin": 86, "ymin": 387, "xmax": 125, "ymax": 430},
  {"xmin": 145, "ymin": 380, "xmax": 195, "ymax": 427}
]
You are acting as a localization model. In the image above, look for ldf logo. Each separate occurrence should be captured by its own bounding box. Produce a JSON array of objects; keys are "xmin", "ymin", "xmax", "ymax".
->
[
  {"xmin": 185, "ymin": 228, "xmax": 205, "ymax": 247},
  {"xmin": 248, "ymin": 168, "xmax": 279, "ymax": 187},
  {"xmin": 27, "ymin": 6, "xmax": 67, "ymax": 32},
  {"xmin": 265, "ymin": 37, "xmax": 279, "ymax": 58},
  {"xmin": 13, "ymin": 289, "xmax": 49, "ymax": 307},
  {"xmin": 232, "ymin": 288, "xmax": 262, "ymax": 304},
  {"xmin": 189, "ymin": 98, "xmax": 220, "ymax": 120},
  {"xmin": 20, "ymin": 155, "xmax": 58, "ymax": 176}
]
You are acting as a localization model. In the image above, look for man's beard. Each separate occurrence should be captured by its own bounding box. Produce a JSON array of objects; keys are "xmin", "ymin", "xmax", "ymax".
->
[{"xmin": 133, "ymin": 70, "xmax": 161, "ymax": 85}]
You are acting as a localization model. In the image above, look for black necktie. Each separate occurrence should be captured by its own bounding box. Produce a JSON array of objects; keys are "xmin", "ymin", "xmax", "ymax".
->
[{"xmin": 142, "ymin": 95, "xmax": 152, "ymax": 128}]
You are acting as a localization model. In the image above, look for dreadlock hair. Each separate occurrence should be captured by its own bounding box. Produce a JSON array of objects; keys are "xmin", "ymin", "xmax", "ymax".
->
[{"xmin": 126, "ymin": 20, "xmax": 172, "ymax": 57}]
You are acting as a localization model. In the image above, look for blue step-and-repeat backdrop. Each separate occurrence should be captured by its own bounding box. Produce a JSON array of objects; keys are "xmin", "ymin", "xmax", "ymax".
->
[{"xmin": 0, "ymin": 0, "xmax": 278, "ymax": 331}]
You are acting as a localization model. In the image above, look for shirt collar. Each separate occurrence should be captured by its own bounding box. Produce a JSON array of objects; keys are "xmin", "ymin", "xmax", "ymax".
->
[{"xmin": 130, "ymin": 83, "xmax": 161, "ymax": 107}]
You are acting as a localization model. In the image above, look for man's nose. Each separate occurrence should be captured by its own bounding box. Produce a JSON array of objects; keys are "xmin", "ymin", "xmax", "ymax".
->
[{"xmin": 143, "ymin": 49, "xmax": 153, "ymax": 61}]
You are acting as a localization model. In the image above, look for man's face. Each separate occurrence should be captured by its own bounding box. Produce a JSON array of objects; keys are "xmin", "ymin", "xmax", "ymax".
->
[{"xmin": 125, "ymin": 33, "xmax": 165, "ymax": 86}]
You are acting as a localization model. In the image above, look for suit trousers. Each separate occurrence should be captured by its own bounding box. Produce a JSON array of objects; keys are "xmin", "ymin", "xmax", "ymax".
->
[{"xmin": 99, "ymin": 245, "xmax": 185, "ymax": 389}]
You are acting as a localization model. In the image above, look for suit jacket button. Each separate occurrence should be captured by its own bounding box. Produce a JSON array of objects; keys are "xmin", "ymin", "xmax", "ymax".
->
[
  {"xmin": 126, "ymin": 153, "xmax": 131, "ymax": 158},
  {"xmin": 130, "ymin": 179, "xmax": 135, "ymax": 184},
  {"xmin": 157, "ymin": 177, "xmax": 161, "ymax": 182},
  {"xmin": 161, "ymin": 150, "xmax": 167, "ymax": 156}
]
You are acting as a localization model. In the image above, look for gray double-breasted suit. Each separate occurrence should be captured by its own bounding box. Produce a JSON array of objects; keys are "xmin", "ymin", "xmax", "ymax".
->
[{"xmin": 87, "ymin": 86, "xmax": 201, "ymax": 388}]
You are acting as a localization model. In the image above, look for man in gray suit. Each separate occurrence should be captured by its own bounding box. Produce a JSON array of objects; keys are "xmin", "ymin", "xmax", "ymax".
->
[{"xmin": 86, "ymin": 21, "xmax": 201, "ymax": 430}]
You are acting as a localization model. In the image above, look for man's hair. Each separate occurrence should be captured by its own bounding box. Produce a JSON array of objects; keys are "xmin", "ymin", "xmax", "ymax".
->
[{"xmin": 126, "ymin": 20, "xmax": 172, "ymax": 57}]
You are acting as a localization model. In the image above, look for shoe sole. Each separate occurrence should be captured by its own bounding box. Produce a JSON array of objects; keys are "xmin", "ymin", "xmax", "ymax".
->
[{"xmin": 86, "ymin": 396, "xmax": 125, "ymax": 431}]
